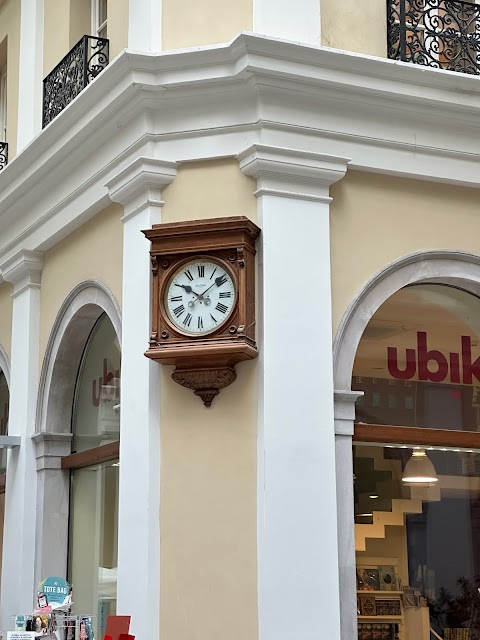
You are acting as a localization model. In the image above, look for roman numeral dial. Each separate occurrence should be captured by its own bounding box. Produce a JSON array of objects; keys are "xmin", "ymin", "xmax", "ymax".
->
[{"xmin": 164, "ymin": 259, "xmax": 236, "ymax": 335}]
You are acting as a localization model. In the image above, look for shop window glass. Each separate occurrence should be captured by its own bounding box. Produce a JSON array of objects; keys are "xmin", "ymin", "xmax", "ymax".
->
[
  {"xmin": 353, "ymin": 284, "xmax": 480, "ymax": 431},
  {"xmin": 72, "ymin": 314, "xmax": 120, "ymax": 453},
  {"xmin": 372, "ymin": 392, "xmax": 381, "ymax": 408},
  {"xmin": 0, "ymin": 371, "xmax": 9, "ymax": 474},
  {"xmin": 69, "ymin": 462, "xmax": 118, "ymax": 638},
  {"xmin": 352, "ymin": 283, "xmax": 480, "ymax": 640},
  {"xmin": 68, "ymin": 314, "xmax": 120, "ymax": 639},
  {"xmin": 355, "ymin": 443, "xmax": 480, "ymax": 640}
]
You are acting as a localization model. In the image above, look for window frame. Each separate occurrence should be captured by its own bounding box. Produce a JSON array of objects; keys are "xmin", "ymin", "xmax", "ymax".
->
[{"xmin": 92, "ymin": 0, "xmax": 107, "ymax": 39}]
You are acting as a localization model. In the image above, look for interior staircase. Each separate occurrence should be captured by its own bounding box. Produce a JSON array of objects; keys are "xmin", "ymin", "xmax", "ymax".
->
[{"xmin": 354, "ymin": 446, "xmax": 435, "ymax": 552}]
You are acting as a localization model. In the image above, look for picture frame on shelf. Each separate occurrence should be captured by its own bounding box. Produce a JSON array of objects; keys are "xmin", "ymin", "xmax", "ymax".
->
[
  {"xmin": 375, "ymin": 599, "xmax": 402, "ymax": 616},
  {"xmin": 359, "ymin": 595, "xmax": 377, "ymax": 616},
  {"xmin": 357, "ymin": 568, "xmax": 381, "ymax": 591},
  {"xmin": 379, "ymin": 566, "xmax": 397, "ymax": 591}
]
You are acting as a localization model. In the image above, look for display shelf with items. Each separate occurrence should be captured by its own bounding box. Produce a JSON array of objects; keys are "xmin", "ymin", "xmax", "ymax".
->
[
  {"xmin": 9, "ymin": 577, "xmax": 95, "ymax": 640},
  {"xmin": 356, "ymin": 562, "xmax": 430, "ymax": 640}
]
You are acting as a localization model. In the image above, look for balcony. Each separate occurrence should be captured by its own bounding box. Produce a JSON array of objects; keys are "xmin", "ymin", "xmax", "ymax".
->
[
  {"xmin": 43, "ymin": 35, "xmax": 109, "ymax": 128},
  {"xmin": 0, "ymin": 143, "xmax": 7, "ymax": 171},
  {"xmin": 388, "ymin": 0, "xmax": 480, "ymax": 75}
]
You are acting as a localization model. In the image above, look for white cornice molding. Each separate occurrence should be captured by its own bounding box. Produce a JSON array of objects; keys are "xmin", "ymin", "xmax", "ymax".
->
[
  {"xmin": 105, "ymin": 156, "xmax": 178, "ymax": 222},
  {"xmin": 238, "ymin": 144, "xmax": 350, "ymax": 201},
  {"xmin": 1, "ymin": 33, "xmax": 480, "ymax": 261},
  {"xmin": 0, "ymin": 250, "xmax": 43, "ymax": 296}
]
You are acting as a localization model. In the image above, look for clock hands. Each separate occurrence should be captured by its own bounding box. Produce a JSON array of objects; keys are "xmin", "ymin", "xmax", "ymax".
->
[
  {"xmin": 198, "ymin": 275, "xmax": 227, "ymax": 300},
  {"xmin": 175, "ymin": 276, "xmax": 226, "ymax": 308},
  {"xmin": 175, "ymin": 283, "xmax": 200, "ymax": 297}
]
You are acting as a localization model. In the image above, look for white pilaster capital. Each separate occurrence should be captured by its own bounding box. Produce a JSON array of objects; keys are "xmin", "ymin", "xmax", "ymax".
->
[
  {"xmin": 0, "ymin": 249, "xmax": 43, "ymax": 296},
  {"xmin": 105, "ymin": 157, "xmax": 178, "ymax": 223},
  {"xmin": 32, "ymin": 432, "xmax": 72, "ymax": 471},
  {"xmin": 334, "ymin": 389, "xmax": 363, "ymax": 436},
  {"xmin": 237, "ymin": 144, "xmax": 350, "ymax": 202}
]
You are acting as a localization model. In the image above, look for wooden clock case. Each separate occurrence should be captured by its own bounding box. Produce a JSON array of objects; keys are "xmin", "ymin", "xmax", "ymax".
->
[{"xmin": 143, "ymin": 216, "xmax": 260, "ymax": 406}]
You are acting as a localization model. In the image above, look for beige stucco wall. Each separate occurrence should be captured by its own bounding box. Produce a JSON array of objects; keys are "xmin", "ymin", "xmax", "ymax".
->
[
  {"xmin": 321, "ymin": 0, "xmax": 387, "ymax": 57},
  {"xmin": 162, "ymin": 159, "xmax": 257, "ymax": 223},
  {"xmin": 39, "ymin": 204, "xmax": 123, "ymax": 364},
  {"xmin": 160, "ymin": 159, "xmax": 258, "ymax": 640},
  {"xmin": 43, "ymin": 0, "xmax": 71, "ymax": 76},
  {"xmin": 0, "ymin": 282, "xmax": 13, "ymax": 361},
  {"xmin": 330, "ymin": 171, "xmax": 480, "ymax": 334},
  {"xmin": 107, "ymin": 0, "xmax": 129, "ymax": 59},
  {"xmin": 162, "ymin": 0, "xmax": 252, "ymax": 50},
  {"xmin": 69, "ymin": 0, "xmax": 91, "ymax": 49},
  {"xmin": 0, "ymin": 0, "xmax": 20, "ymax": 157},
  {"xmin": 44, "ymin": 0, "xmax": 128, "ymax": 77}
]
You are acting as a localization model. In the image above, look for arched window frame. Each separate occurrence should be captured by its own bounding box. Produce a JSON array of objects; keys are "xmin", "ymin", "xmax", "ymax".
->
[
  {"xmin": 34, "ymin": 280, "xmax": 121, "ymax": 587},
  {"xmin": 333, "ymin": 250, "xmax": 480, "ymax": 640}
]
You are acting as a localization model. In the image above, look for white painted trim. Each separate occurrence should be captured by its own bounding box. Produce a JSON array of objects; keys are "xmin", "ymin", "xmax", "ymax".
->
[
  {"xmin": 2, "ymin": 34, "xmax": 480, "ymax": 265},
  {"xmin": 253, "ymin": 0, "xmax": 321, "ymax": 46},
  {"xmin": 107, "ymin": 160, "xmax": 175, "ymax": 640},
  {"xmin": 16, "ymin": 0, "xmax": 44, "ymax": 152},
  {"xmin": 0, "ymin": 249, "xmax": 43, "ymax": 293},
  {"xmin": 128, "ymin": 0, "xmax": 162, "ymax": 50},
  {"xmin": 241, "ymin": 145, "xmax": 346, "ymax": 640},
  {"xmin": 33, "ymin": 280, "xmax": 121, "ymax": 600},
  {"xmin": 238, "ymin": 144, "xmax": 350, "ymax": 198},
  {"xmin": 0, "ymin": 435, "xmax": 20, "ymax": 447},
  {"xmin": 92, "ymin": 0, "xmax": 108, "ymax": 39},
  {"xmin": 0, "ymin": 256, "xmax": 42, "ymax": 629},
  {"xmin": 333, "ymin": 251, "xmax": 480, "ymax": 390},
  {"xmin": 36, "ymin": 280, "xmax": 121, "ymax": 435}
]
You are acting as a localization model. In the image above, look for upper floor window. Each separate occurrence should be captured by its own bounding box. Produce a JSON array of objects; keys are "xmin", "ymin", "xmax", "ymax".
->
[{"xmin": 93, "ymin": 0, "xmax": 107, "ymax": 39}]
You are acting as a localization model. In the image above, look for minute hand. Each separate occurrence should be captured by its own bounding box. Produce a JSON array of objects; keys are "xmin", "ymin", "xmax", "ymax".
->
[{"xmin": 199, "ymin": 276, "xmax": 226, "ymax": 298}]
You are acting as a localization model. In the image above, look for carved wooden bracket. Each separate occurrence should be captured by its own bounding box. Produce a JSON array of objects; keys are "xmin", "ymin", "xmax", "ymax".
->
[{"xmin": 171, "ymin": 366, "xmax": 236, "ymax": 407}]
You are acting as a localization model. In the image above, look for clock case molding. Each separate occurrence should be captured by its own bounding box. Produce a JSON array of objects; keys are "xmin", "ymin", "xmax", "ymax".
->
[{"xmin": 143, "ymin": 216, "xmax": 260, "ymax": 406}]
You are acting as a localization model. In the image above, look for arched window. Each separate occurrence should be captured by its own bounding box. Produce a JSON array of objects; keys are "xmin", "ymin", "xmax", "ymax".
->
[
  {"xmin": 63, "ymin": 314, "xmax": 120, "ymax": 638},
  {"xmin": 352, "ymin": 284, "xmax": 480, "ymax": 640}
]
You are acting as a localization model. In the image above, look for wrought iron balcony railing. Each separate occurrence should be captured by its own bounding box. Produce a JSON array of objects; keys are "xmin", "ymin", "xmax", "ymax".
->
[
  {"xmin": 43, "ymin": 35, "xmax": 109, "ymax": 128},
  {"xmin": 388, "ymin": 0, "xmax": 480, "ymax": 75},
  {"xmin": 0, "ymin": 143, "xmax": 7, "ymax": 171}
]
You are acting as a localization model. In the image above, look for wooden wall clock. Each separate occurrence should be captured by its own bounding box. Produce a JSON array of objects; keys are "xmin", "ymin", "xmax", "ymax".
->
[{"xmin": 143, "ymin": 216, "xmax": 260, "ymax": 406}]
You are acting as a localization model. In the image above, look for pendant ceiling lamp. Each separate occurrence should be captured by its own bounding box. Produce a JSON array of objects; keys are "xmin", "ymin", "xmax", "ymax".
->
[{"xmin": 402, "ymin": 449, "xmax": 439, "ymax": 487}]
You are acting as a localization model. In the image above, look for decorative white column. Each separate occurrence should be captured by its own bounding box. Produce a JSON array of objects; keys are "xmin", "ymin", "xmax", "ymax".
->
[
  {"xmin": 238, "ymin": 145, "xmax": 350, "ymax": 640},
  {"xmin": 335, "ymin": 390, "xmax": 363, "ymax": 640},
  {"xmin": 106, "ymin": 157, "xmax": 177, "ymax": 640},
  {"xmin": 128, "ymin": 0, "xmax": 162, "ymax": 51},
  {"xmin": 32, "ymin": 433, "xmax": 72, "ymax": 588},
  {"xmin": 17, "ymin": 0, "xmax": 44, "ymax": 151},
  {"xmin": 0, "ymin": 250, "xmax": 43, "ymax": 630},
  {"xmin": 253, "ymin": 0, "xmax": 321, "ymax": 46}
]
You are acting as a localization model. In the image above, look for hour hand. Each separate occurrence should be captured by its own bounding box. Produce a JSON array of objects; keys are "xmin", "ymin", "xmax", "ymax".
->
[{"xmin": 175, "ymin": 283, "xmax": 194, "ymax": 294}]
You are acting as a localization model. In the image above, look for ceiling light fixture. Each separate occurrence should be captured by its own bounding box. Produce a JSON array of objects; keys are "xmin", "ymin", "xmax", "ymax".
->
[{"xmin": 402, "ymin": 449, "xmax": 438, "ymax": 487}]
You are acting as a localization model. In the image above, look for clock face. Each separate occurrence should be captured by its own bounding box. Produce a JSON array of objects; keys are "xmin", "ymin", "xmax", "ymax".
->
[{"xmin": 164, "ymin": 259, "xmax": 237, "ymax": 336}]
